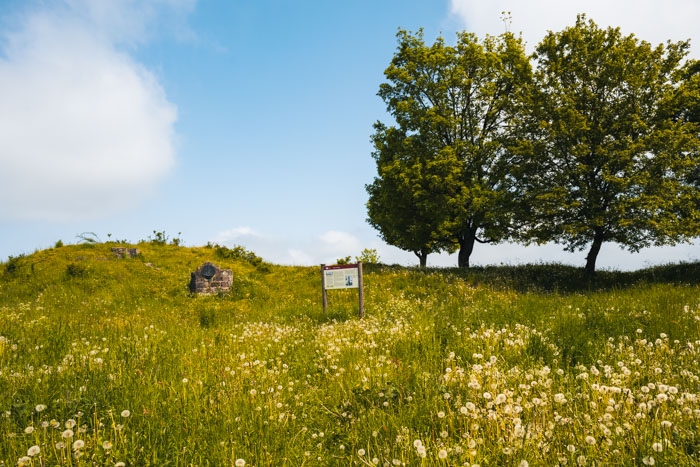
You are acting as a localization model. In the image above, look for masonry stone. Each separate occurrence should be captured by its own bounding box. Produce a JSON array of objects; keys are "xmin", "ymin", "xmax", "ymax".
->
[
  {"xmin": 111, "ymin": 247, "xmax": 140, "ymax": 258},
  {"xmin": 190, "ymin": 262, "xmax": 232, "ymax": 294}
]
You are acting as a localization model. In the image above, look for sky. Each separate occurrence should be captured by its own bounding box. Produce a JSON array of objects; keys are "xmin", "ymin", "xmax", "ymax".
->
[{"xmin": 1, "ymin": 0, "xmax": 699, "ymax": 270}]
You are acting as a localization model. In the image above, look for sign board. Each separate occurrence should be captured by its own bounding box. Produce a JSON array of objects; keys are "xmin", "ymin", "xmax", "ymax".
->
[
  {"xmin": 323, "ymin": 264, "xmax": 359, "ymax": 289},
  {"xmin": 321, "ymin": 263, "xmax": 364, "ymax": 318}
]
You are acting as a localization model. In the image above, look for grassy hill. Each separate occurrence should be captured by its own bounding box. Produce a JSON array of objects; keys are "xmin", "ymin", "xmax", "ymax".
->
[{"xmin": 1, "ymin": 243, "xmax": 699, "ymax": 466}]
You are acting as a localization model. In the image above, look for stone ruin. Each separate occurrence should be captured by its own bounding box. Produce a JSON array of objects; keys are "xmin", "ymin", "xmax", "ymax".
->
[
  {"xmin": 111, "ymin": 247, "xmax": 140, "ymax": 258},
  {"xmin": 190, "ymin": 262, "xmax": 233, "ymax": 295}
]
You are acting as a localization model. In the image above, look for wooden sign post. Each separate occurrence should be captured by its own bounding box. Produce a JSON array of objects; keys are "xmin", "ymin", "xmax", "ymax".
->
[{"xmin": 321, "ymin": 262, "xmax": 364, "ymax": 318}]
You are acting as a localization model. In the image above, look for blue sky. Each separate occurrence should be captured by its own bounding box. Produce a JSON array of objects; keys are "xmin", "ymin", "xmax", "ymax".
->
[{"xmin": 1, "ymin": 0, "xmax": 699, "ymax": 269}]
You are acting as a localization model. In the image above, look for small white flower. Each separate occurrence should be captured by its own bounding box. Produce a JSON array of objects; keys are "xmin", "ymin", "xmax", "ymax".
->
[
  {"xmin": 35, "ymin": 404, "xmax": 47, "ymax": 412},
  {"xmin": 62, "ymin": 429, "xmax": 74, "ymax": 439},
  {"xmin": 652, "ymin": 442, "xmax": 663, "ymax": 452},
  {"xmin": 72, "ymin": 439, "xmax": 85, "ymax": 450},
  {"xmin": 24, "ymin": 426, "xmax": 34, "ymax": 434},
  {"xmin": 235, "ymin": 460, "xmax": 246, "ymax": 467},
  {"xmin": 27, "ymin": 445, "xmax": 40, "ymax": 457},
  {"xmin": 121, "ymin": 410, "xmax": 131, "ymax": 418},
  {"xmin": 357, "ymin": 448, "xmax": 366, "ymax": 456},
  {"xmin": 438, "ymin": 449, "xmax": 448, "ymax": 459}
]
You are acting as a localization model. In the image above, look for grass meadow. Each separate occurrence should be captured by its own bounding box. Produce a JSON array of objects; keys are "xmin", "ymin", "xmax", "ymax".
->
[{"xmin": 1, "ymin": 243, "xmax": 699, "ymax": 466}]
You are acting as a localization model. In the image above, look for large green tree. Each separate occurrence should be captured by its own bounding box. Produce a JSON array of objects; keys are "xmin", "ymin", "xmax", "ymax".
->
[
  {"xmin": 366, "ymin": 123, "xmax": 458, "ymax": 267},
  {"xmin": 514, "ymin": 15, "xmax": 700, "ymax": 275},
  {"xmin": 368, "ymin": 29, "xmax": 531, "ymax": 268}
]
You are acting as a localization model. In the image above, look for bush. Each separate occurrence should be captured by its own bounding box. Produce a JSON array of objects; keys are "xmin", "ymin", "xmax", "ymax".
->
[
  {"xmin": 211, "ymin": 243, "xmax": 269, "ymax": 271},
  {"xmin": 3, "ymin": 254, "xmax": 25, "ymax": 275},
  {"xmin": 148, "ymin": 230, "xmax": 182, "ymax": 246},
  {"xmin": 355, "ymin": 248, "xmax": 380, "ymax": 264},
  {"xmin": 66, "ymin": 262, "xmax": 88, "ymax": 278}
]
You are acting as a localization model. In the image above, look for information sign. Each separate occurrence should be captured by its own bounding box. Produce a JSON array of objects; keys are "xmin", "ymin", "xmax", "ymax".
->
[
  {"xmin": 323, "ymin": 264, "xmax": 359, "ymax": 289},
  {"xmin": 321, "ymin": 263, "xmax": 364, "ymax": 318}
]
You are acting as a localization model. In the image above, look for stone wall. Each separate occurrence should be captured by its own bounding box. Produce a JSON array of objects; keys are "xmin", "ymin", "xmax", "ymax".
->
[
  {"xmin": 111, "ymin": 247, "xmax": 140, "ymax": 258},
  {"xmin": 190, "ymin": 262, "xmax": 233, "ymax": 294}
]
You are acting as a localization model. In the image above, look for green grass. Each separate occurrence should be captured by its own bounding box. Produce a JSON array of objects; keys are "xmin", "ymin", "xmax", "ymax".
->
[{"xmin": 1, "ymin": 243, "xmax": 699, "ymax": 466}]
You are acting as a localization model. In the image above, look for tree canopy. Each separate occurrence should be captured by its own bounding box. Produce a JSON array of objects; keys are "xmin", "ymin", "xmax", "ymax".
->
[
  {"xmin": 368, "ymin": 17, "xmax": 700, "ymax": 272},
  {"xmin": 367, "ymin": 29, "xmax": 531, "ymax": 267},
  {"xmin": 513, "ymin": 14, "xmax": 700, "ymax": 275}
]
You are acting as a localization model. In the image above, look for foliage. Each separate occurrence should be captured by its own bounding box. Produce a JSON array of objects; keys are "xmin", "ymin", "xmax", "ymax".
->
[
  {"xmin": 65, "ymin": 262, "xmax": 88, "ymax": 278},
  {"xmin": 147, "ymin": 230, "xmax": 182, "ymax": 246},
  {"xmin": 54, "ymin": 240, "xmax": 63, "ymax": 248},
  {"xmin": 335, "ymin": 255, "xmax": 352, "ymax": 265},
  {"xmin": 367, "ymin": 123, "xmax": 458, "ymax": 267},
  {"xmin": 3, "ymin": 254, "xmax": 25, "ymax": 276},
  {"xmin": 209, "ymin": 243, "xmax": 271, "ymax": 272},
  {"xmin": 76, "ymin": 232, "xmax": 100, "ymax": 244},
  {"xmin": 513, "ymin": 14, "xmax": 700, "ymax": 275},
  {"xmin": 355, "ymin": 248, "xmax": 381, "ymax": 264},
  {"xmin": 0, "ymin": 245, "xmax": 699, "ymax": 465},
  {"xmin": 368, "ymin": 28, "xmax": 532, "ymax": 268}
]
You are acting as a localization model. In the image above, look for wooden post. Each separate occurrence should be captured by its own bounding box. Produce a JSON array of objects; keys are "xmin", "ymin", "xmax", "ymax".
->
[
  {"xmin": 358, "ymin": 261, "xmax": 364, "ymax": 318},
  {"xmin": 321, "ymin": 264, "xmax": 328, "ymax": 314}
]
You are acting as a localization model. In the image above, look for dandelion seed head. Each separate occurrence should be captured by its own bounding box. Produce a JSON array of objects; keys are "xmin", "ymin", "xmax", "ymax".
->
[{"xmin": 27, "ymin": 445, "xmax": 40, "ymax": 457}]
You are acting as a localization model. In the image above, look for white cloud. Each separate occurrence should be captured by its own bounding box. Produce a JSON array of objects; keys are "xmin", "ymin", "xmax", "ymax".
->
[
  {"xmin": 0, "ymin": 2, "xmax": 185, "ymax": 221},
  {"xmin": 64, "ymin": 0, "xmax": 197, "ymax": 46},
  {"xmin": 215, "ymin": 226, "xmax": 263, "ymax": 243},
  {"xmin": 287, "ymin": 249, "xmax": 315, "ymax": 266},
  {"xmin": 211, "ymin": 228, "xmax": 367, "ymax": 266},
  {"xmin": 448, "ymin": 0, "xmax": 700, "ymax": 55}
]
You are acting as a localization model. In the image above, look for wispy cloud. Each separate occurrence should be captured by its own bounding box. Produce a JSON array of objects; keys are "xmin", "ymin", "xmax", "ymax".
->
[{"xmin": 0, "ymin": 1, "xmax": 192, "ymax": 221}]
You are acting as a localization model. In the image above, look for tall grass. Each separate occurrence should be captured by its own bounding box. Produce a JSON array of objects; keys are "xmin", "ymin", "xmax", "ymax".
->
[{"xmin": 0, "ymin": 244, "xmax": 698, "ymax": 465}]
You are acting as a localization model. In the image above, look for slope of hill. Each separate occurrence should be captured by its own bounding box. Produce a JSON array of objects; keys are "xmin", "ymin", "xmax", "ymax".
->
[{"xmin": 1, "ymin": 244, "xmax": 699, "ymax": 465}]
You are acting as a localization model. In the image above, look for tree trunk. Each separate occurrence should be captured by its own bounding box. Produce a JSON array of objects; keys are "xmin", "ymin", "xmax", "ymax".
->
[
  {"xmin": 457, "ymin": 231, "xmax": 477, "ymax": 269},
  {"xmin": 584, "ymin": 232, "xmax": 604, "ymax": 277},
  {"xmin": 415, "ymin": 250, "xmax": 428, "ymax": 268}
]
